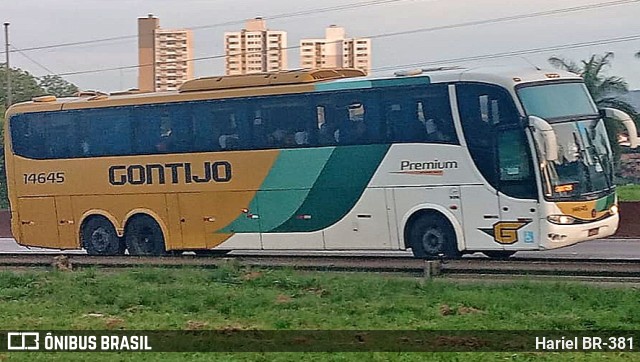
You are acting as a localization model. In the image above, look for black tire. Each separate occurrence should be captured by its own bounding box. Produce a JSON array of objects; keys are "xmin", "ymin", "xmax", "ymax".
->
[
  {"xmin": 483, "ymin": 251, "xmax": 516, "ymax": 259},
  {"xmin": 81, "ymin": 217, "xmax": 125, "ymax": 255},
  {"xmin": 408, "ymin": 213, "xmax": 460, "ymax": 259},
  {"xmin": 124, "ymin": 215, "xmax": 166, "ymax": 256}
]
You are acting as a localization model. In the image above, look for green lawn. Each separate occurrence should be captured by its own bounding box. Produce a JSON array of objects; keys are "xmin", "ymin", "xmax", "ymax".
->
[
  {"xmin": 1, "ymin": 267, "xmax": 639, "ymax": 361},
  {"xmin": 617, "ymin": 184, "xmax": 640, "ymax": 201}
]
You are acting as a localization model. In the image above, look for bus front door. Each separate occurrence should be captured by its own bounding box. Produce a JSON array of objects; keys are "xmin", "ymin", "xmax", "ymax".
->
[
  {"xmin": 460, "ymin": 185, "xmax": 502, "ymax": 252},
  {"xmin": 496, "ymin": 128, "xmax": 540, "ymax": 251}
]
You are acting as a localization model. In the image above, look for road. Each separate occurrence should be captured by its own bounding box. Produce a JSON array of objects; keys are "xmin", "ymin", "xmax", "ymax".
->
[{"xmin": 0, "ymin": 237, "xmax": 638, "ymax": 259}]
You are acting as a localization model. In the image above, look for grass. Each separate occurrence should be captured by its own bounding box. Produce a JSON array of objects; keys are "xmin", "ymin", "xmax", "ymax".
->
[
  {"xmin": 0, "ymin": 267, "xmax": 639, "ymax": 361},
  {"xmin": 617, "ymin": 184, "xmax": 640, "ymax": 201}
]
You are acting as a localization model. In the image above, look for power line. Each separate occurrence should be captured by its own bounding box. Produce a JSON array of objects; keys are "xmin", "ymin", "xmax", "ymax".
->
[
  {"xmin": 10, "ymin": 44, "xmax": 56, "ymax": 74},
  {"xmin": 53, "ymin": 33, "xmax": 640, "ymax": 78},
  {"xmin": 369, "ymin": 34, "xmax": 640, "ymax": 73},
  {"xmin": 0, "ymin": 0, "xmax": 411, "ymax": 55},
  {"xmin": 50, "ymin": 0, "xmax": 640, "ymax": 77},
  {"xmin": 366, "ymin": 0, "xmax": 640, "ymax": 41},
  {"xmin": 4, "ymin": 0, "xmax": 636, "ymax": 57}
]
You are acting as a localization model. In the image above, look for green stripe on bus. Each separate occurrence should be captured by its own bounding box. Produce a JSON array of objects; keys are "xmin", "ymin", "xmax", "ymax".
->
[
  {"xmin": 220, "ymin": 147, "xmax": 334, "ymax": 233},
  {"xmin": 271, "ymin": 144, "xmax": 390, "ymax": 233},
  {"xmin": 595, "ymin": 193, "xmax": 615, "ymax": 211}
]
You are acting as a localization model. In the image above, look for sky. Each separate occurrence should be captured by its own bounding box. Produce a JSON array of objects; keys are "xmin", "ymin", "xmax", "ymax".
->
[{"xmin": 2, "ymin": 0, "xmax": 640, "ymax": 92}]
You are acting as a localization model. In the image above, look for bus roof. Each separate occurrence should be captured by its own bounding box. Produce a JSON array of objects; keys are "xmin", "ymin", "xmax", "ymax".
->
[{"xmin": 5, "ymin": 65, "xmax": 583, "ymax": 115}]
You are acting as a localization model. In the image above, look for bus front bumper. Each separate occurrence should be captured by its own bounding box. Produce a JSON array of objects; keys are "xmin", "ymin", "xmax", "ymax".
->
[{"xmin": 539, "ymin": 213, "xmax": 619, "ymax": 250}]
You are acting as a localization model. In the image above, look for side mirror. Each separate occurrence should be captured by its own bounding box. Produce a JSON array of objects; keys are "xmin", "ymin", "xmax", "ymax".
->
[
  {"xmin": 529, "ymin": 116, "xmax": 558, "ymax": 162},
  {"xmin": 601, "ymin": 108, "xmax": 639, "ymax": 149}
]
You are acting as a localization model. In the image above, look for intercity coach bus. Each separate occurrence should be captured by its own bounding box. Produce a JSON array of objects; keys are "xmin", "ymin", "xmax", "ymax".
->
[{"xmin": 4, "ymin": 67, "xmax": 638, "ymax": 257}]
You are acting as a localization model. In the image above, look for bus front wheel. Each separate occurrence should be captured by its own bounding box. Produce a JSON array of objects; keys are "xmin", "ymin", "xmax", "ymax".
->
[
  {"xmin": 81, "ymin": 217, "xmax": 125, "ymax": 256},
  {"xmin": 124, "ymin": 215, "xmax": 166, "ymax": 256},
  {"xmin": 408, "ymin": 213, "xmax": 460, "ymax": 259},
  {"xmin": 483, "ymin": 251, "xmax": 516, "ymax": 259}
]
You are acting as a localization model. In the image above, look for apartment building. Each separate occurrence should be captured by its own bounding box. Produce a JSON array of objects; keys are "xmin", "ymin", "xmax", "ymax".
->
[
  {"xmin": 300, "ymin": 25, "xmax": 371, "ymax": 75},
  {"xmin": 138, "ymin": 14, "xmax": 194, "ymax": 92},
  {"xmin": 224, "ymin": 18, "xmax": 288, "ymax": 75}
]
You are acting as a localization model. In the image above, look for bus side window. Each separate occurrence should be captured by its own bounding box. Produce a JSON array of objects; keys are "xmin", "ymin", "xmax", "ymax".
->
[
  {"xmin": 88, "ymin": 108, "xmax": 133, "ymax": 157},
  {"xmin": 11, "ymin": 114, "xmax": 46, "ymax": 159},
  {"xmin": 457, "ymin": 83, "xmax": 525, "ymax": 191},
  {"xmin": 318, "ymin": 105, "xmax": 338, "ymax": 146},
  {"xmin": 167, "ymin": 103, "xmax": 193, "ymax": 153},
  {"xmin": 155, "ymin": 108, "xmax": 174, "ymax": 153},
  {"xmin": 132, "ymin": 106, "xmax": 162, "ymax": 155},
  {"xmin": 386, "ymin": 99, "xmax": 432, "ymax": 143},
  {"xmin": 331, "ymin": 100, "xmax": 374, "ymax": 145},
  {"xmin": 251, "ymin": 109, "xmax": 269, "ymax": 149},
  {"xmin": 192, "ymin": 102, "xmax": 220, "ymax": 152},
  {"xmin": 218, "ymin": 113, "xmax": 241, "ymax": 150},
  {"xmin": 416, "ymin": 87, "xmax": 458, "ymax": 144}
]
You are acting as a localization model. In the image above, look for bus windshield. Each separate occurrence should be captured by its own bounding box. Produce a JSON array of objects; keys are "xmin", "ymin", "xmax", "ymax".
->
[
  {"xmin": 518, "ymin": 82, "xmax": 613, "ymax": 200},
  {"xmin": 518, "ymin": 82, "xmax": 598, "ymax": 120},
  {"xmin": 542, "ymin": 119, "xmax": 614, "ymax": 200}
]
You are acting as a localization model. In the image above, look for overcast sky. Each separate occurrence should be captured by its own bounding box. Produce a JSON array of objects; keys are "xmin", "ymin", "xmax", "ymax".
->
[{"xmin": 2, "ymin": 0, "xmax": 640, "ymax": 91}]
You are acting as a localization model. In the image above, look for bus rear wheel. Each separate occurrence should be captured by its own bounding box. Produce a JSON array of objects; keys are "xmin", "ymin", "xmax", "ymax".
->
[
  {"xmin": 124, "ymin": 215, "xmax": 166, "ymax": 256},
  {"xmin": 408, "ymin": 213, "xmax": 460, "ymax": 259},
  {"xmin": 81, "ymin": 217, "xmax": 125, "ymax": 256}
]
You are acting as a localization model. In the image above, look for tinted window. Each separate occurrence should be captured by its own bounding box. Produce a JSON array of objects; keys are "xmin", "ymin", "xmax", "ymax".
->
[
  {"xmin": 457, "ymin": 83, "xmax": 536, "ymax": 198},
  {"xmin": 250, "ymin": 95, "xmax": 318, "ymax": 149},
  {"xmin": 518, "ymin": 82, "xmax": 597, "ymax": 120},
  {"xmin": 383, "ymin": 85, "xmax": 458, "ymax": 144},
  {"xmin": 316, "ymin": 91, "xmax": 382, "ymax": 146},
  {"xmin": 10, "ymin": 85, "xmax": 460, "ymax": 160}
]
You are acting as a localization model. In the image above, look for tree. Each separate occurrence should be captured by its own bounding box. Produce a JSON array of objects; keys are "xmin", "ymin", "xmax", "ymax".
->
[
  {"xmin": 0, "ymin": 64, "xmax": 45, "ymax": 105},
  {"xmin": 38, "ymin": 74, "xmax": 79, "ymax": 97}
]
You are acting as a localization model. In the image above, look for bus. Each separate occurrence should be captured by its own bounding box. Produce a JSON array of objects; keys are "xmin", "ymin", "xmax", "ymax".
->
[{"xmin": 4, "ymin": 67, "xmax": 637, "ymax": 258}]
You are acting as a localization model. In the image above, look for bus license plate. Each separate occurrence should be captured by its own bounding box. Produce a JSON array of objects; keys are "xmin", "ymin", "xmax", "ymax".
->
[{"xmin": 588, "ymin": 228, "xmax": 599, "ymax": 237}]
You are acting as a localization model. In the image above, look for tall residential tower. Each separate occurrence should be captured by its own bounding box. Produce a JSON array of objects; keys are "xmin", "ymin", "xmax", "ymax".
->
[
  {"xmin": 224, "ymin": 18, "xmax": 288, "ymax": 75},
  {"xmin": 137, "ymin": 14, "xmax": 194, "ymax": 92},
  {"xmin": 300, "ymin": 25, "xmax": 371, "ymax": 75}
]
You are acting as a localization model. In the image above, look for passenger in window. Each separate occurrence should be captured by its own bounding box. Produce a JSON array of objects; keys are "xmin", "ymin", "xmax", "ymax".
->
[
  {"xmin": 268, "ymin": 128, "xmax": 287, "ymax": 147},
  {"xmin": 80, "ymin": 139, "xmax": 91, "ymax": 156},
  {"xmin": 155, "ymin": 131, "xmax": 174, "ymax": 153},
  {"xmin": 294, "ymin": 130, "xmax": 309, "ymax": 145},
  {"xmin": 425, "ymin": 118, "xmax": 452, "ymax": 143},
  {"xmin": 252, "ymin": 117, "xmax": 269, "ymax": 148},
  {"xmin": 283, "ymin": 131, "xmax": 297, "ymax": 148},
  {"xmin": 219, "ymin": 134, "xmax": 239, "ymax": 150},
  {"xmin": 219, "ymin": 118, "xmax": 240, "ymax": 150},
  {"xmin": 319, "ymin": 122, "xmax": 337, "ymax": 145},
  {"xmin": 350, "ymin": 121, "xmax": 368, "ymax": 144}
]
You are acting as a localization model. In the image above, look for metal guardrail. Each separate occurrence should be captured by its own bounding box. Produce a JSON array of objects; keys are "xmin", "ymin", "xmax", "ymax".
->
[{"xmin": 2, "ymin": 254, "xmax": 640, "ymax": 281}]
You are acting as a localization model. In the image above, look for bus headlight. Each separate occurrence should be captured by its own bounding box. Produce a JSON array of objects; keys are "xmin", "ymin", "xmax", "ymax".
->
[
  {"xmin": 547, "ymin": 215, "xmax": 576, "ymax": 225},
  {"xmin": 609, "ymin": 205, "xmax": 619, "ymax": 215}
]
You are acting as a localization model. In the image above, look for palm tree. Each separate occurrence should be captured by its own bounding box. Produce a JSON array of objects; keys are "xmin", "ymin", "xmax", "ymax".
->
[{"xmin": 549, "ymin": 52, "xmax": 635, "ymax": 116}]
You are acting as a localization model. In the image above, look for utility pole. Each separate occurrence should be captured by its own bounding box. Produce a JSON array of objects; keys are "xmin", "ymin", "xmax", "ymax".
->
[{"xmin": 4, "ymin": 22, "xmax": 11, "ymax": 107}]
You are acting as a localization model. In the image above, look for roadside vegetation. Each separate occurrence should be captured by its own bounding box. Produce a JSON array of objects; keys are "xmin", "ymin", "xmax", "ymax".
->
[
  {"xmin": 617, "ymin": 184, "xmax": 640, "ymax": 201},
  {"xmin": 0, "ymin": 267, "xmax": 639, "ymax": 361}
]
